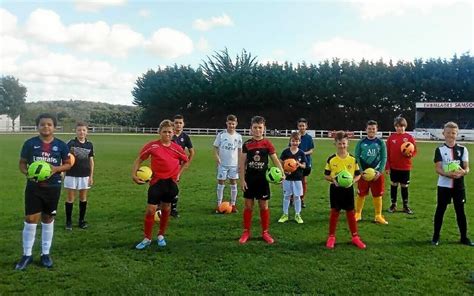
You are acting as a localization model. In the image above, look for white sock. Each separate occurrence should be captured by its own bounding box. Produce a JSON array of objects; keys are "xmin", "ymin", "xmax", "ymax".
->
[
  {"xmin": 41, "ymin": 221, "xmax": 54, "ymax": 255},
  {"xmin": 230, "ymin": 184, "xmax": 238, "ymax": 205},
  {"xmin": 283, "ymin": 195, "xmax": 291, "ymax": 215},
  {"xmin": 294, "ymin": 196, "xmax": 302, "ymax": 214},
  {"xmin": 22, "ymin": 222, "xmax": 37, "ymax": 256},
  {"xmin": 217, "ymin": 184, "xmax": 225, "ymax": 205}
]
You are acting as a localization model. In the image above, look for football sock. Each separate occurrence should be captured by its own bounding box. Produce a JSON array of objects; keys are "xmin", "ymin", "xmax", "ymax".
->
[
  {"xmin": 373, "ymin": 196, "xmax": 383, "ymax": 216},
  {"xmin": 65, "ymin": 202, "xmax": 73, "ymax": 223},
  {"xmin": 158, "ymin": 209, "xmax": 170, "ymax": 236},
  {"xmin": 390, "ymin": 185, "xmax": 398, "ymax": 204},
  {"xmin": 260, "ymin": 208, "xmax": 270, "ymax": 233},
  {"xmin": 230, "ymin": 184, "xmax": 238, "ymax": 205},
  {"xmin": 217, "ymin": 184, "xmax": 225, "ymax": 205},
  {"xmin": 329, "ymin": 209, "xmax": 340, "ymax": 236},
  {"xmin": 41, "ymin": 221, "xmax": 54, "ymax": 255},
  {"xmin": 401, "ymin": 187, "xmax": 409, "ymax": 207},
  {"xmin": 302, "ymin": 177, "xmax": 307, "ymax": 201},
  {"xmin": 144, "ymin": 213, "xmax": 154, "ymax": 239},
  {"xmin": 346, "ymin": 210, "xmax": 358, "ymax": 236},
  {"xmin": 243, "ymin": 208, "xmax": 252, "ymax": 231},
  {"xmin": 355, "ymin": 196, "xmax": 365, "ymax": 215},
  {"xmin": 79, "ymin": 201, "xmax": 87, "ymax": 222},
  {"xmin": 22, "ymin": 222, "xmax": 37, "ymax": 256},
  {"xmin": 433, "ymin": 203, "xmax": 448, "ymax": 241},
  {"xmin": 283, "ymin": 195, "xmax": 291, "ymax": 215},
  {"xmin": 294, "ymin": 195, "xmax": 302, "ymax": 214},
  {"xmin": 453, "ymin": 202, "xmax": 467, "ymax": 240}
]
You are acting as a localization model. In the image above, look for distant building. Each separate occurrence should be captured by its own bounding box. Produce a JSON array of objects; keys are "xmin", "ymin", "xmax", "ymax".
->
[{"xmin": 0, "ymin": 114, "xmax": 20, "ymax": 132}]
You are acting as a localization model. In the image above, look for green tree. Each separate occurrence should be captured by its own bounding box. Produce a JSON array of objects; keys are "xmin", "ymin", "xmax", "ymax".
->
[{"xmin": 0, "ymin": 76, "xmax": 27, "ymax": 131}]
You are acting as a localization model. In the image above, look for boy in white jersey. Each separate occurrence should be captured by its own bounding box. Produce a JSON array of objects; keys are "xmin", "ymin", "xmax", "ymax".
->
[
  {"xmin": 432, "ymin": 121, "xmax": 473, "ymax": 246},
  {"xmin": 213, "ymin": 114, "xmax": 243, "ymax": 213}
]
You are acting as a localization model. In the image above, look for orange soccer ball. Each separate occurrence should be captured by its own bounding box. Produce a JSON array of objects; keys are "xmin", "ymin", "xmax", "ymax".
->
[
  {"xmin": 283, "ymin": 158, "xmax": 298, "ymax": 173},
  {"xmin": 400, "ymin": 142, "xmax": 415, "ymax": 157},
  {"xmin": 218, "ymin": 201, "xmax": 232, "ymax": 214},
  {"xmin": 68, "ymin": 153, "xmax": 76, "ymax": 166}
]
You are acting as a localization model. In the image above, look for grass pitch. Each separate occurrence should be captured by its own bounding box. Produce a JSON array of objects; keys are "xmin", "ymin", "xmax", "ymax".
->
[{"xmin": 0, "ymin": 134, "xmax": 473, "ymax": 294}]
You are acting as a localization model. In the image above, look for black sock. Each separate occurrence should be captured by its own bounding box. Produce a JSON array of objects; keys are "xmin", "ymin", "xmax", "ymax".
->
[
  {"xmin": 401, "ymin": 187, "xmax": 409, "ymax": 207},
  {"xmin": 390, "ymin": 185, "xmax": 398, "ymax": 204},
  {"xmin": 453, "ymin": 202, "xmax": 467, "ymax": 240},
  {"xmin": 79, "ymin": 201, "xmax": 88, "ymax": 222},
  {"xmin": 65, "ymin": 202, "xmax": 73, "ymax": 223},
  {"xmin": 171, "ymin": 197, "xmax": 178, "ymax": 211},
  {"xmin": 433, "ymin": 203, "xmax": 448, "ymax": 241}
]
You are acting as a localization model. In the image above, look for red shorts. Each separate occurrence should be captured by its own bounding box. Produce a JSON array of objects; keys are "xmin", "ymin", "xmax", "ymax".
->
[{"xmin": 357, "ymin": 174, "xmax": 385, "ymax": 197}]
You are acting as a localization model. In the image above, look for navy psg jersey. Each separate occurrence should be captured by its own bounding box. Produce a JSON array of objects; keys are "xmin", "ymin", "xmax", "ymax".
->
[
  {"xmin": 172, "ymin": 132, "xmax": 193, "ymax": 150},
  {"xmin": 20, "ymin": 136, "xmax": 69, "ymax": 187}
]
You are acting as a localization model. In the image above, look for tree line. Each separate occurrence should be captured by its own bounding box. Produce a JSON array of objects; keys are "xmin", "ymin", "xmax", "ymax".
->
[{"xmin": 132, "ymin": 49, "xmax": 473, "ymax": 130}]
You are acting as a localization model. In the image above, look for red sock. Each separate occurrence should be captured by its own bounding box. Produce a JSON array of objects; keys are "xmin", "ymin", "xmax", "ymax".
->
[
  {"xmin": 346, "ymin": 210, "xmax": 358, "ymax": 236},
  {"xmin": 144, "ymin": 213, "xmax": 154, "ymax": 239},
  {"xmin": 302, "ymin": 177, "xmax": 307, "ymax": 200},
  {"xmin": 243, "ymin": 208, "xmax": 252, "ymax": 231},
  {"xmin": 158, "ymin": 209, "xmax": 170, "ymax": 236},
  {"xmin": 329, "ymin": 208, "xmax": 340, "ymax": 236},
  {"xmin": 260, "ymin": 208, "xmax": 270, "ymax": 233}
]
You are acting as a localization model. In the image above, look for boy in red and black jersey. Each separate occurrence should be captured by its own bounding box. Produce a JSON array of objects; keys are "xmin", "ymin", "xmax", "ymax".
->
[{"xmin": 239, "ymin": 116, "xmax": 285, "ymax": 244}]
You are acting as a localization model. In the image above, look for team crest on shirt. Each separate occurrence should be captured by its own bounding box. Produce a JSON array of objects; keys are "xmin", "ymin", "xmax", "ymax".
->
[
  {"xmin": 180, "ymin": 138, "xmax": 184, "ymax": 142},
  {"xmin": 53, "ymin": 146, "xmax": 58, "ymax": 151},
  {"xmin": 392, "ymin": 140, "xmax": 396, "ymax": 144},
  {"xmin": 347, "ymin": 164, "xmax": 352, "ymax": 170},
  {"xmin": 253, "ymin": 155, "xmax": 261, "ymax": 162}
]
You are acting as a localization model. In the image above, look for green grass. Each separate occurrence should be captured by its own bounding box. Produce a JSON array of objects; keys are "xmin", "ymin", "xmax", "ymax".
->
[{"xmin": 0, "ymin": 134, "xmax": 473, "ymax": 294}]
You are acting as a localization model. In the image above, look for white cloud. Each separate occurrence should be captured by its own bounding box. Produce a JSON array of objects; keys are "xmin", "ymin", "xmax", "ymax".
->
[
  {"xmin": 138, "ymin": 9, "xmax": 150, "ymax": 18},
  {"xmin": 0, "ymin": 8, "xmax": 18, "ymax": 34},
  {"xmin": 144, "ymin": 28, "xmax": 193, "ymax": 59},
  {"xmin": 25, "ymin": 9, "xmax": 143, "ymax": 57},
  {"xmin": 311, "ymin": 37, "xmax": 396, "ymax": 62},
  {"xmin": 7, "ymin": 51, "xmax": 136, "ymax": 105},
  {"xmin": 196, "ymin": 37, "xmax": 210, "ymax": 52},
  {"xmin": 74, "ymin": 0, "xmax": 127, "ymax": 12},
  {"xmin": 259, "ymin": 49, "xmax": 287, "ymax": 65},
  {"xmin": 193, "ymin": 13, "xmax": 233, "ymax": 31},
  {"xmin": 351, "ymin": 0, "xmax": 465, "ymax": 20}
]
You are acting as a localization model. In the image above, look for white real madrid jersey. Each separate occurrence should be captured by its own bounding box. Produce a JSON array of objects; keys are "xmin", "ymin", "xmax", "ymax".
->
[{"xmin": 213, "ymin": 131, "xmax": 243, "ymax": 166}]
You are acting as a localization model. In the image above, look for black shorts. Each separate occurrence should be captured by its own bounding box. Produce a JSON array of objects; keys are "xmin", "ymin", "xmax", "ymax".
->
[
  {"xmin": 303, "ymin": 167, "xmax": 312, "ymax": 177},
  {"xmin": 437, "ymin": 186, "xmax": 466, "ymax": 206},
  {"xmin": 148, "ymin": 179, "xmax": 179, "ymax": 205},
  {"xmin": 25, "ymin": 183, "xmax": 61, "ymax": 216},
  {"xmin": 390, "ymin": 169, "xmax": 410, "ymax": 185},
  {"xmin": 329, "ymin": 184, "xmax": 355, "ymax": 211},
  {"xmin": 244, "ymin": 175, "xmax": 270, "ymax": 200}
]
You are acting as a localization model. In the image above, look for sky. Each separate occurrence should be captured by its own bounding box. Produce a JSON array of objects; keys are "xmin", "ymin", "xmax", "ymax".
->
[{"xmin": 0, "ymin": 0, "xmax": 472, "ymax": 106}]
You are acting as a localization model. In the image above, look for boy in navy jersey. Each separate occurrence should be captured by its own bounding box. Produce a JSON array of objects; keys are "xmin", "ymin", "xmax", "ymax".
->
[
  {"xmin": 15, "ymin": 113, "xmax": 72, "ymax": 270},
  {"xmin": 278, "ymin": 132, "xmax": 306, "ymax": 224},
  {"xmin": 171, "ymin": 114, "xmax": 195, "ymax": 217},
  {"xmin": 239, "ymin": 116, "xmax": 285, "ymax": 244},
  {"xmin": 64, "ymin": 122, "xmax": 95, "ymax": 230},
  {"xmin": 432, "ymin": 122, "xmax": 472, "ymax": 246}
]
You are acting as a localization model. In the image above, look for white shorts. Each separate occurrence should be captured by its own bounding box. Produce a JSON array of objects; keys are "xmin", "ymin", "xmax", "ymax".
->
[
  {"xmin": 64, "ymin": 176, "xmax": 91, "ymax": 190},
  {"xmin": 217, "ymin": 165, "xmax": 239, "ymax": 181},
  {"xmin": 283, "ymin": 180, "xmax": 303, "ymax": 197}
]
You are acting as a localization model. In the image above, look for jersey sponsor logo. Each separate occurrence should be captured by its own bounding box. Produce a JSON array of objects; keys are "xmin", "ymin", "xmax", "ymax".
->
[{"xmin": 366, "ymin": 148, "xmax": 377, "ymax": 156}]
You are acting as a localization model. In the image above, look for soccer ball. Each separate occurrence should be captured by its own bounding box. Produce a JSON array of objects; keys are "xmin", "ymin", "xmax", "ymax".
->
[
  {"xmin": 68, "ymin": 153, "xmax": 75, "ymax": 167},
  {"xmin": 154, "ymin": 209, "xmax": 161, "ymax": 223},
  {"xmin": 400, "ymin": 142, "xmax": 415, "ymax": 157},
  {"xmin": 336, "ymin": 170, "xmax": 353, "ymax": 188},
  {"xmin": 266, "ymin": 167, "xmax": 283, "ymax": 184},
  {"xmin": 362, "ymin": 168, "xmax": 376, "ymax": 181},
  {"xmin": 136, "ymin": 166, "xmax": 152, "ymax": 182},
  {"xmin": 444, "ymin": 162, "xmax": 461, "ymax": 173},
  {"xmin": 283, "ymin": 158, "xmax": 298, "ymax": 173},
  {"xmin": 27, "ymin": 160, "xmax": 52, "ymax": 182},
  {"xmin": 218, "ymin": 201, "xmax": 232, "ymax": 214}
]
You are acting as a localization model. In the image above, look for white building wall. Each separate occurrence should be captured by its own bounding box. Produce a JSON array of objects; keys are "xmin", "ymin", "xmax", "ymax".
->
[{"xmin": 0, "ymin": 114, "xmax": 20, "ymax": 132}]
